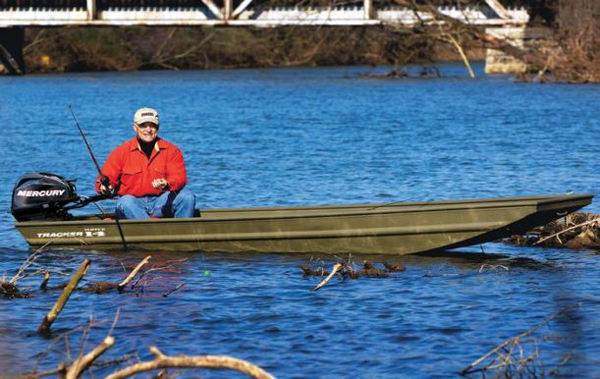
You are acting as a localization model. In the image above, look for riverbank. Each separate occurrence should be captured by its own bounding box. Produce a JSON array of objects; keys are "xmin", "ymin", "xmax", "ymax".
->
[
  {"xmin": 19, "ymin": 26, "xmax": 482, "ymax": 74},
  {"xmin": 3, "ymin": 1, "xmax": 596, "ymax": 82}
]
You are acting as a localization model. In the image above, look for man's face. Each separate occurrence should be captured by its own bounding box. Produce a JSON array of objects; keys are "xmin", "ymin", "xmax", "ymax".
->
[{"xmin": 134, "ymin": 122, "xmax": 159, "ymax": 143}]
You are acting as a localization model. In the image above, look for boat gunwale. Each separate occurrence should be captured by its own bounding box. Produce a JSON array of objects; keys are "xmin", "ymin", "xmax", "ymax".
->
[{"xmin": 536, "ymin": 194, "xmax": 594, "ymax": 207}]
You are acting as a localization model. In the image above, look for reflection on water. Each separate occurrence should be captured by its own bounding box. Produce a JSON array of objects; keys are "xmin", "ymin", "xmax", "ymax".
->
[{"xmin": 0, "ymin": 64, "xmax": 599, "ymax": 377}]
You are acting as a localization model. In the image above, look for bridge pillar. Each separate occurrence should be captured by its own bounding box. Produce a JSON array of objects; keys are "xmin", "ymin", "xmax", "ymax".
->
[
  {"xmin": 0, "ymin": 27, "xmax": 25, "ymax": 75},
  {"xmin": 485, "ymin": 27, "xmax": 527, "ymax": 74}
]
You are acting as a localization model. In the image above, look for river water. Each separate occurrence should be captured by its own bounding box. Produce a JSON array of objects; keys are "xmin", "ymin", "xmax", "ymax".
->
[{"xmin": 0, "ymin": 63, "xmax": 599, "ymax": 377}]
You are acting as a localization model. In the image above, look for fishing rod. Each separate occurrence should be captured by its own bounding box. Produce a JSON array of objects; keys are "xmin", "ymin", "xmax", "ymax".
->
[
  {"xmin": 69, "ymin": 105, "xmax": 111, "ymax": 190},
  {"xmin": 68, "ymin": 105, "xmax": 128, "ymax": 250}
]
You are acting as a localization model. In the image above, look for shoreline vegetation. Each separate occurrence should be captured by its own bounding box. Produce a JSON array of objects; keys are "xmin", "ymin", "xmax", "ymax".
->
[
  {"xmin": 21, "ymin": 26, "xmax": 483, "ymax": 72},
  {"xmin": 12, "ymin": 0, "xmax": 599, "ymax": 83}
]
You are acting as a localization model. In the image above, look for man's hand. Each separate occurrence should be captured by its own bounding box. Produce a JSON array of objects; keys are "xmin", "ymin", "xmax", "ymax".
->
[
  {"xmin": 99, "ymin": 184, "xmax": 114, "ymax": 196},
  {"xmin": 99, "ymin": 185, "xmax": 114, "ymax": 196},
  {"xmin": 152, "ymin": 178, "xmax": 169, "ymax": 191},
  {"xmin": 99, "ymin": 176, "xmax": 113, "ymax": 196}
]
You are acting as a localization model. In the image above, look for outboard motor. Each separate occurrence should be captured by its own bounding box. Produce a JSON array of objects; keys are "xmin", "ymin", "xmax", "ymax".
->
[{"xmin": 11, "ymin": 173, "xmax": 79, "ymax": 221}]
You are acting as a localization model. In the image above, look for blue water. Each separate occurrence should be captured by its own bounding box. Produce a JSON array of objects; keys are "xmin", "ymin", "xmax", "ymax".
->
[{"xmin": 0, "ymin": 63, "xmax": 599, "ymax": 377}]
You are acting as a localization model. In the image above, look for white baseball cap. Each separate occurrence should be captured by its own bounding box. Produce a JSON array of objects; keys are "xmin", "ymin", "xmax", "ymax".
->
[{"xmin": 134, "ymin": 107, "xmax": 159, "ymax": 126}]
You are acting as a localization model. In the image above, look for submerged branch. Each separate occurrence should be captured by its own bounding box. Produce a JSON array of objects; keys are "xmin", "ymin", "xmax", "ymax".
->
[
  {"xmin": 162, "ymin": 283, "xmax": 186, "ymax": 298},
  {"xmin": 313, "ymin": 263, "xmax": 342, "ymax": 291},
  {"xmin": 82, "ymin": 256, "xmax": 153, "ymax": 294},
  {"xmin": 10, "ymin": 241, "xmax": 52, "ymax": 284},
  {"xmin": 118, "ymin": 256, "xmax": 151, "ymax": 292},
  {"xmin": 38, "ymin": 259, "xmax": 91, "ymax": 335}
]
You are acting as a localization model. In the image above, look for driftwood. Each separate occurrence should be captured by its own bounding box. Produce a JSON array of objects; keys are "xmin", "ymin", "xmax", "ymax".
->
[
  {"xmin": 362, "ymin": 261, "xmax": 389, "ymax": 278},
  {"xmin": 302, "ymin": 259, "xmax": 407, "ymax": 290},
  {"xmin": 383, "ymin": 261, "xmax": 406, "ymax": 272},
  {"xmin": 507, "ymin": 212, "xmax": 600, "ymax": 249},
  {"xmin": 10, "ymin": 241, "xmax": 53, "ymax": 285},
  {"xmin": 38, "ymin": 259, "xmax": 91, "ymax": 335},
  {"xmin": 534, "ymin": 218, "xmax": 599, "ymax": 247},
  {"xmin": 130, "ymin": 258, "xmax": 188, "ymax": 289},
  {"xmin": 162, "ymin": 283, "xmax": 186, "ymax": 298},
  {"xmin": 118, "ymin": 256, "xmax": 151, "ymax": 292},
  {"xmin": 460, "ymin": 303, "xmax": 581, "ymax": 376},
  {"xmin": 313, "ymin": 263, "xmax": 342, "ymax": 291},
  {"xmin": 40, "ymin": 271, "xmax": 50, "ymax": 290},
  {"xmin": 82, "ymin": 282, "xmax": 119, "ymax": 294},
  {"xmin": 0, "ymin": 242, "xmax": 54, "ymax": 299},
  {"xmin": 64, "ymin": 336, "xmax": 115, "ymax": 379},
  {"xmin": 20, "ymin": 255, "xmax": 274, "ymax": 378},
  {"xmin": 299, "ymin": 265, "xmax": 329, "ymax": 277},
  {"xmin": 24, "ymin": 309, "xmax": 273, "ymax": 379},
  {"xmin": 82, "ymin": 256, "xmax": 152, "ymax": 294},
  {"xmin": 25, "ymin": 343, "xmax": 274, "ymax": 378},
  {"xmin": 105, "ymin": 346, "xmax": 275, "ymax": 379},
  {"xmin": 0, "ymin": 281, "xmax": 30, "ymax": 299}
]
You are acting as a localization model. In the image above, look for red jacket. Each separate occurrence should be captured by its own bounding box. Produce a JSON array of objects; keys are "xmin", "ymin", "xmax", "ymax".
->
[{"xmin": 96, "ymin": 137, "xmax": 188, "ymax": 197}]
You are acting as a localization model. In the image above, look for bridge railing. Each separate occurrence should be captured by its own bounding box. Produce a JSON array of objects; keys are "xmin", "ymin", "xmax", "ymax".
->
[{"xmin": 0, "ymin": 0, "xmax": 528, "ymax": 27}]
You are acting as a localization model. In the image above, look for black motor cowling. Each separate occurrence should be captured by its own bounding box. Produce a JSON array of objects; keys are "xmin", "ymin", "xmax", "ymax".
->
[{"xmin": 11, "ymin": 173, "xmax": 79, "ymax": 221}]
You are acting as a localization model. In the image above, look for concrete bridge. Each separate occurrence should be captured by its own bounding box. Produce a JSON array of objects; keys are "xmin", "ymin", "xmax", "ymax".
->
[{"xmin": 0, "ymin": 0, "xmax": 528, "ymax": 74}]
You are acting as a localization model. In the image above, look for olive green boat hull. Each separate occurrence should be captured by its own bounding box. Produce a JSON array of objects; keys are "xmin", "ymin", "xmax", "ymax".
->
[{"xmin": 14, "ymin": 194, "xmax": 593, "ymax": 254}]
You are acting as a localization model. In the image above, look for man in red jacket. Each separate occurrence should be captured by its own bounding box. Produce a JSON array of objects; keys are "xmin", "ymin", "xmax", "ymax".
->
[{"xmin": 96, "ymin": 107, "xmax": 195, "ymax": 219}]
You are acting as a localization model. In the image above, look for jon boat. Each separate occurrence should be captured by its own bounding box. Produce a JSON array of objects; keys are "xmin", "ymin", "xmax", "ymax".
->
[{"xmin": 12, "ymin": 175, "xmax": 594, "ymax": 254}]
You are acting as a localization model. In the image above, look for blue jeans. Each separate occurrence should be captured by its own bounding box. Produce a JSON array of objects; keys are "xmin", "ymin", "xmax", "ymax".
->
[{"xmin": 115, "ymin": 189, "xmax": 196, "ymax": 219}]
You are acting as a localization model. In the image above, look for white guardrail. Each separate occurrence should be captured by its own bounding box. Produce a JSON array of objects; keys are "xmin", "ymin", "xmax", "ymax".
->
[{"xmin": 0, "ymin": 1, "xmax": 529, "ymax": 27}]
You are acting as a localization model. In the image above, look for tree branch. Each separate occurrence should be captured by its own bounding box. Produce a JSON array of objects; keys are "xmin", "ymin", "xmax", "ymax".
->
[{"xmin": 105, "ymin": 348, "xmax": 275, "ymax": 379}]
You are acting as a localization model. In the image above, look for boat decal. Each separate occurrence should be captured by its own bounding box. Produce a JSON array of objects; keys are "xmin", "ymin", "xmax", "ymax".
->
[
  {"xmin": 37, "ymin": 227, "xmax": 106, "ymax": 239},
  {"xmin": 37, "ymin": 231, "xmax": 84, "ymax": 238},
  {"xmin": 84, "ymin": 227, "xmax": 106, "ymax": 237},
  {"xmin": 17, "ymin": 189, "xmax": 66, "ymax": 197}
]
